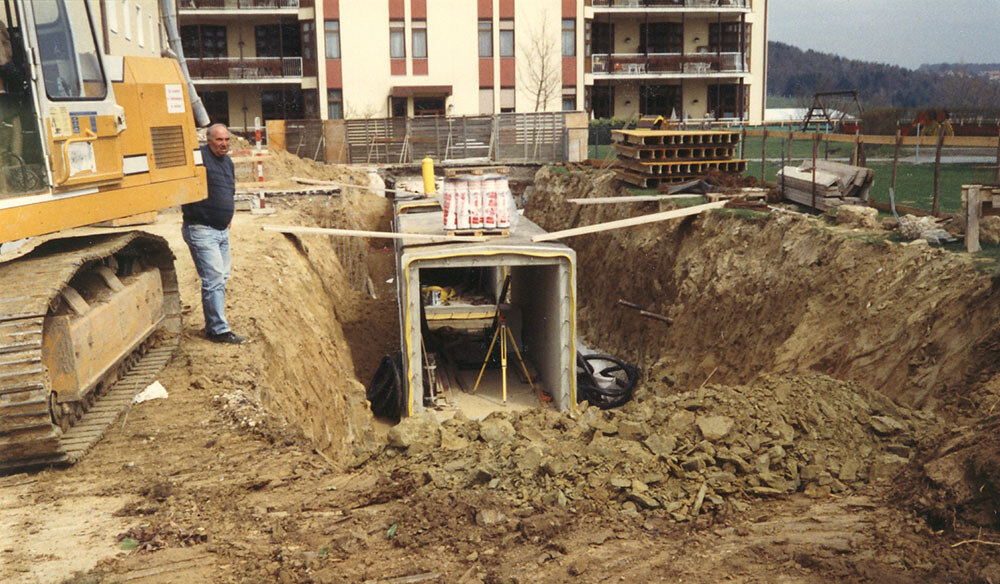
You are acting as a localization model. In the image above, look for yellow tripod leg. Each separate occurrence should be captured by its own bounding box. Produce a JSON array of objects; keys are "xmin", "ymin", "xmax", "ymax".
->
[
  {"xmin": 500, "ymin": 325, "xmax": 508, "ymax": 403},
  {"xmin": 506, "ymin": 326, "xmax": 534, "ymax": 389},
  {"xmin": 472, "ymin": 324, "xmax": 502, "ymax": 393}
]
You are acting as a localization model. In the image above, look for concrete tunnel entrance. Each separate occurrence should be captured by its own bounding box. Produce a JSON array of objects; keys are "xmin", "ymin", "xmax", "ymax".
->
[{"xmin": 393, "ymin": 202, "xmax": 577, "ymax": 419}]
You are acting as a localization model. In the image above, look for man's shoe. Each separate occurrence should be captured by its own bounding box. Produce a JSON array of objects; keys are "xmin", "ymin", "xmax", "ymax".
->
[{"xmin": 208, "ymin": 331, "xmax": 245, "ymax": 344}]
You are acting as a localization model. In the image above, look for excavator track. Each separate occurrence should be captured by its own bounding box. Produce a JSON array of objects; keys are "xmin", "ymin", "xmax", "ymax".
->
[{"xmin": 0, "ymin": 232, "xmax": 181, "ymax": 472}]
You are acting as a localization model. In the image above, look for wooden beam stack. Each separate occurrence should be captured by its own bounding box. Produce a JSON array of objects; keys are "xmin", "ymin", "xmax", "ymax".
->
[
  {"xmin": 777, "ymin": 160, "xmax": 874, "ymax": 211},
  {"xmin": 611, "ymin": 129, "xmax": 747, "ymax": 189}
]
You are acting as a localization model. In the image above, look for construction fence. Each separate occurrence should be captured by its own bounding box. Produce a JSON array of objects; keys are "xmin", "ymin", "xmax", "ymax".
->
[{"xmin": 267, "ymin": 112, "xmax": 588, "ymax": 166}]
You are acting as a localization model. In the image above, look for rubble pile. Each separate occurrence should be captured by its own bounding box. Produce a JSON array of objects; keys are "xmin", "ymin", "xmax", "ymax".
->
[{"xmin": 369, "ymin": 374, "xmax": 933, "ymax": 520}]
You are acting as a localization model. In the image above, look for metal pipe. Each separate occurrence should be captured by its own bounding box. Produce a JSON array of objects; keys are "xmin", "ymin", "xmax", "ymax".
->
[{"xmin": 160, "ymin": 0, "xmax": 210, "ymax": 127}]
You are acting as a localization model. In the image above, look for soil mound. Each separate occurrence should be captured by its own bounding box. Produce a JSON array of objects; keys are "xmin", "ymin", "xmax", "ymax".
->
[
  {"xmin": 366, "ymin": 374, "xmax": 931, "ymax": 520},
  {"xmin": 524, "ymin": 166, "xmax": 1000, "ymax": 411}
]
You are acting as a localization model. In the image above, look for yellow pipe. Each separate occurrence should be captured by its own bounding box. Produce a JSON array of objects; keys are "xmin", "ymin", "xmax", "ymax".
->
[{"xmin": 421, "ymin": 157, "xmax": 436, "ymax": 195}]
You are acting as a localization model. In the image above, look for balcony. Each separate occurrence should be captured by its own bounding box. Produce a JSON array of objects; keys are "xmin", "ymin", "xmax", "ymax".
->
[
  {"xmin": 178, "ymin": 0, "xmax": 308, "ymax": 13},
  {"xmin": 187, "ymin": 57, "xmax": 304, "ymax": 84},
  {"xmin": 591, "ymin": 52, "xmax": 747, "ymax": 77},
  {"xmin": 592, "ymin": 0, "xmax": 749, "ymax": 10}
]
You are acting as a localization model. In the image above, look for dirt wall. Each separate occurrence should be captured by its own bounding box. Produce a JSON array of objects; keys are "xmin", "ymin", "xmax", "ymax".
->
[{"xmin": 525, "ymin": 167, "xmax": 1000, "ymax": 409}]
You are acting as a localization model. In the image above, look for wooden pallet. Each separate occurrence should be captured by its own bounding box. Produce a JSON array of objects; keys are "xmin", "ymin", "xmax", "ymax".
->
[
  {"xmin": 447, "ymin": 228, "xmax": 510, "ymax": 237},
  {"xmin": 614, "ymin": 143, "xmax": 738, "ymax": 161},
  {"xmin": 618, "ymin": 158, "xmax": 748, "ymax": 177},
  {"xmin": 444, "ymin": 166, "xmax": 510, "ymax": 178}
]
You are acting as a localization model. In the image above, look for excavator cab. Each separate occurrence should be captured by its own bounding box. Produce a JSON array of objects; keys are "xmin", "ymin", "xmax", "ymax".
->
[{"xmin": 0, "ymin": 0, "xmax": 47, "ymax": 195}]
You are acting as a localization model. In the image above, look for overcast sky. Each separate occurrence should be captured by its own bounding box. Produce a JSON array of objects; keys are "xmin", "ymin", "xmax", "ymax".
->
[{"xmin": 767, "ymin": 0, "xmax": 1000, "ymax": 69}]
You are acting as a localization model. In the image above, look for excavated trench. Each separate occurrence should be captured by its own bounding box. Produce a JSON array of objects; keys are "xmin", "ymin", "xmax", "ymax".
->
[
  {"xmin": 244, "ymin": 165, "xmax": 1000, "ymax": 536},
  {"xmin": 524, "ymin": 167, "xmax": 1000, "ymax": 410}
]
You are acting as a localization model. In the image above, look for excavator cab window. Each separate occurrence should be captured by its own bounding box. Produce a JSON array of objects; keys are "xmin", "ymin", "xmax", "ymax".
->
[
  {"xmin": 32, "ymin": 0, "xmax": 106, "ymax": 101},
  {"xmin": 0, "ymin": 0, "xmax": 46, "ymax": 195}
]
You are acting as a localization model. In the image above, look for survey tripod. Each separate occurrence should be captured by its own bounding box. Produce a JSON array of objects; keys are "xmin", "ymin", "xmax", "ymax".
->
[{"xmin": 472, "ymin": 276, "xmax": 534, "ymax": 402}]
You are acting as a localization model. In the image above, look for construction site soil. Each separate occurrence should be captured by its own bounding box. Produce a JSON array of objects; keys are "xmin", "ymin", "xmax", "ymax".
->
[{"xmin": 2, "ymin": 160, "xmax": 1000, "ymax": 584}]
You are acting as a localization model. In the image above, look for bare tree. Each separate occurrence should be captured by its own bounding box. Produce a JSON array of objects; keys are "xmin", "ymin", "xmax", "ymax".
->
[{"xmin": 518, "ymin": 15, "xmax": 562, "ymax": 112}]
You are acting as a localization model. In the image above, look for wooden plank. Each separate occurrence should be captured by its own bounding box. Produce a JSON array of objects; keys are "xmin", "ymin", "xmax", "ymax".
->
[
  {"xmin": 262, "ymin": 225, "xmax": 495, "ymax": 243},
  {"xmin": 967, "ymin": 186, "xmax": 981, "ymax": 253},
  {"xmin": 567, "ymin": 195, "xmax": 703, "ymax": 205},
  {"xmin": 532, "ymin": 201, "xmax": 725, "ymax": 242},
  {"xmin": 744, "ymin": 129, "xmax": 999, "ymax": 148}
]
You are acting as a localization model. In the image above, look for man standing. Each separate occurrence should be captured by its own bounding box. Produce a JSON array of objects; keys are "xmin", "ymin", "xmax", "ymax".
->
[{"xmin": 182, "ymin": 123, "xmax": 245, "ymax": 344}]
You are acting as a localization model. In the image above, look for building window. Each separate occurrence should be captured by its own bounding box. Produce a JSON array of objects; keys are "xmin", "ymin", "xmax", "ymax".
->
[
  {"xmin": 391, "ymin": 97, "xmax": 407, "ymax": 117},
  {"xmin": 201, "ymin": 91, "xmax": 229, "ymax": 126},
  {"xmin": 390, "ymin": 21, "xmax": 406, "ymax": 59},
  {"xmin": 592, "ymin": 21, "xmax": 612, "ymax": 55},
  {"xmin": 135, "ymin": 5, "xmax": 143, "ymax": 47},
  {"xmin": 328, "ymin": 89, "xmax": 343, "ymax": 119},
  {"xmin": 256, "ymin": 23, "xmax": 301, "ymax": 58},
  {"xmin": 106, "ymin": 0, "xmax": 117, "ymax": 33},
  {"xmin": 562, "ymin": 19, "xmax": 575, "ymax": 57},
  {"xmin": 500, "ymin": 87, "xmax": 515, "ymax": 112},
  {"xmin": 122, "ymin": 0, "xmax": 131, "ymax": 40},
  {"xmin": 562, "ymin": 88, "xmax": 575, "ymax": 111},
  {"xmin": 499, "ymin": 20, "xmax": 514, "ymax": 58},
  {"xmin": 708, "ymin": 22, "xmax": 747, "ymax": 53},
  {"xmin": 478, "ymin": 20, "xmax": 492, "ymax": 57},
  {"xmin": 639, "ymin": 22, "xmax": 682, "ymax": 54},
  {"xmin": 414, "ymin": 97, "xmax": 445, "ymax": 117},
  {"xmin": 181, "ymin": 25, "xmax": 227, "ymax": 59},
  {"xmin": 412, "ymin": 20, "xmax": 427, "ymax": 59},
  {"xmin": 302, "ymin": 21, "xmax": 315, "ymax": 61},
  {"xmin": 325, "ymin": 21, "xmax": 340, "ymax": 59},
  {"xmin": 479, "ymin": 88, "xmax": 494, "ymax": 114}
]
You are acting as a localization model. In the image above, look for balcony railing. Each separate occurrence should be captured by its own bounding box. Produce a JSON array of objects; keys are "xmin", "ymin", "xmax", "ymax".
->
[
  {"xmin": 187, "ymin": 57, "xmax": 304, "ymax": 80},
  {"xmin": 592, "ymin": 52, "xmax": 747, "ymax": 75},
  {"xmin": 180, "ymin": 0, "xmax": 303, "ymax": 9},
  {"xmin": 592, "ymin": 0, "xmax": 748, "ymax": 8}
]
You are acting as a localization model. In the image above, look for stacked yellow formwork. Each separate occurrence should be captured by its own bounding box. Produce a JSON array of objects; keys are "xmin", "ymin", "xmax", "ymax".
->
[{"xmin": 611, "ymin": 129, "xmax": 747, "ymax": 189}]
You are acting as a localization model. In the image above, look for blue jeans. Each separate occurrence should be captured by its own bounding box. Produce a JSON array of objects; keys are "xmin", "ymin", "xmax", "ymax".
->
[{"xmin": 182, "ymin": 223, "xmax": 231, "ymax": 336}]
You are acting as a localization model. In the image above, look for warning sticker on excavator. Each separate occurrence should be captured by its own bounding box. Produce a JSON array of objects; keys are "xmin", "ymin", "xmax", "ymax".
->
[
  {"xmin": 67, "ymin": 141, "xmax": 97, "ymax": 176},
  {"xmin": 165, "ymin": 84, "xmax": 185, "ymax": 114}
]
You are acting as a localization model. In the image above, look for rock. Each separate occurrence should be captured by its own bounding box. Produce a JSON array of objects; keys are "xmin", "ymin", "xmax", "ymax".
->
[
  {"xmin": 542, "ymin": 490, "xmax": 568, "ymax": 506},
  {"xmin": 387, "ymin": 412, "xmax": 441, "ymax": 449},
  {"xmin": 838, "ymin": 458, "xmax": 860, "ymax": 482},
  {"xmin": 800, "ymin": 464, "xmax": 824, "ymax": 481},
  {"xmin": 868, "ymin": 454, "xmax": 909, "ymax": 482},
  {"xmin": 667, "ymin": 410, "xmax": 696, "ymax": 434},
  {"xmin": 886, "ymin": 444, "xmax": 912, "ymax": 459},
  {"xmin": 836, "ymin": 205, "xmax": 879, "ymax": 229},
  {"xmin": 580, "ymin": 408, "xmax": 618, "ymax": 434},
  {"xmin": 475, "ymin": 509, "xmax": 506, "ymax": 527},
  {"xmin": 440, "ymin": 427, "xmax": 470, "ymax": 451},
  {"xmin": 631, "ymin": 479, "xmax": 649, "ymax": 493},
  {"xmin": 696, "ymin": 416, "xmax": 734, "ymax": 442},
  {"xmin": 716, "ymin": 450, "xmax": 752, "ymax": 474},
  {"xmin": 627, "ymin": 492, "xmax": 660, "ymax": 509},
  {"xmin": 587, "ymin": 436, "xmax": 653, "ymax": 464},
  {"xmin": 643, "ymin": 433, "xmax": 676, "ymax": 458},
  {"xmin": 681, "ymin": 454, "xmax": 711, "ymax": 472},
  {"xmin": 479, "ymin": 418, "xmax": 517, "ymax": 445},
  {"xmin": 618, "ymin": 420, "xmax": 649, "ymax": 441},
  {"xmin": 517, "ymin": 445, "xmax": 546, "ymax": 475},
  {"xmin": 609, "ymin": 477, "xmax": 631, "ymax": 490},
  {"xmin": 472, "ymin": 464, "xmax": 498, "ymax": 484},
  {"xmin": 870, "ymin": 416, "xmax": 906, "ymax": 436}
]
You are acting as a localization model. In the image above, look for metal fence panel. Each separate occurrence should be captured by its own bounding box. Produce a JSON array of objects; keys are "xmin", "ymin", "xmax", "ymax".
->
[{"xmin": 344, "ymin": 112, "xmax": 566, "ymax": 165}]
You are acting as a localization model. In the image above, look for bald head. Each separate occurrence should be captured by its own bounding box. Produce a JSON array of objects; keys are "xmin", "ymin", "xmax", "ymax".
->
[{"xmin": 207, "ymin": 123, "xmax": 230, "ymax": 158}]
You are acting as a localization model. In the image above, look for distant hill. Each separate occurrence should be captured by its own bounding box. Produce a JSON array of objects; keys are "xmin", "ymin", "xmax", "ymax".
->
[
  {"xmin": 767, "ymin": 41, "xmax": 1000, "ymax": 109},
  {"xmin": 918, "ymin": 63, "xmax": 1000, "ymax": 76}
]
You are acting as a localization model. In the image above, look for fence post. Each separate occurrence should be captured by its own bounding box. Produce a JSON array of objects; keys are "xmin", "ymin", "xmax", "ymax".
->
[
  {"xmin": 967, "ymin": 186, "xmax": 981, "ymax": 254},
  {"xmin": 760, "ymin": 129, "xmax": 767, "ymax": 183},
  {"xmin": 932, "ymin": 131, "xmax": 945, "ymax": 216},
  {"xmin": 891, "ymin": 129, "xmax": 902, "ymax": 197},
  {"xmin": 811, "ymin": 133, "xmax": 819, "ymax": 210},
  {"xmin": 995, "ymin": 129, "xmax": 1000, "ymax": 184}
]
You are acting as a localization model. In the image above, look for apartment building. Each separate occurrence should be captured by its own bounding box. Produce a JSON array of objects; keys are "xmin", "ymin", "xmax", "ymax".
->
[
  {"xmin": 587, "ymin": 0, "xmax": 766, "ymax": 123},
  {"xmin": 93, "ymin": 0, "xmax": 164, "ymax": 58},
  {"xmin": 175, "ymin": 0, "xmax": 766, "ymax": 131}
]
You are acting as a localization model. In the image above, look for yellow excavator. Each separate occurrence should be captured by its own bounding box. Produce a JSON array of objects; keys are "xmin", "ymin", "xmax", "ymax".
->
[{"xmin": 0, "ymin": 0, "xmax": 206, "ymax": 470}]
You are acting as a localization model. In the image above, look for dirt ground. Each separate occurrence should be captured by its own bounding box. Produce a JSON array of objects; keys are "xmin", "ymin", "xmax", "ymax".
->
[{"xmin": 2, "ymin": 162, "xmax": 1000, "ymax": 583}]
